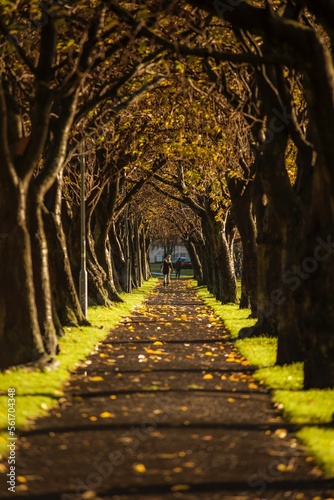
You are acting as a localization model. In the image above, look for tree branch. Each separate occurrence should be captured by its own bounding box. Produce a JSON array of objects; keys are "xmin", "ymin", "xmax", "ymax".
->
[
  {"xmin": 74, "ymin": 51, "xmax": 165, "ymax": 123},
  {"xmin": 115, "ymin": 158, "xmax": 166, "ymax": 219},
  {"xmin": 0, "ymin": 18, "xmax": 36, "ymax": 75},
  {"xmin": 107, "ymin": 0, "xmax": 294, "ymax": 66}
]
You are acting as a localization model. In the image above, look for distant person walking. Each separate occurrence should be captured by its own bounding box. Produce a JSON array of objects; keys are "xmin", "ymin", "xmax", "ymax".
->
[
  {"xmin": 161, "ymin": 255, "xmax": 174, "ymax": 286},
  {"xmin": 175, "ymin": 258, "xmax": 182, "ymax": 279}
]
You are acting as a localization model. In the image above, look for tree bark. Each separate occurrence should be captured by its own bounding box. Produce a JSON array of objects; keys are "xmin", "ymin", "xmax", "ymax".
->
[
  {"xmin": 0, "ymin": 193, "xmax": 46, "ymax": 369},
  {"xmin": 186, "ymin": 239, "xmax": 203, "ymax": 284},
  {"xmin": 44, "ymin": 207, "xmax": 87, "ymax": 326},
  {"xmin": 228, "ymin": 177, "xmax": 258, "ymax": 315},
  {"xmin": 27, "ymin": 188, "xmax": 60, "ymax": 353},
  {"xmin": 300, "ymin": 165, "xmax": 334, "ymax": 388},
  {"xmin": 110, "ymin": 221, "xmax": 127, "ymax": 290},
  {"xmin": 202, "ymin": 215, "xmax": 237, "ymax": 303},
  {"xmin": 0, "ymin": 80, "xmax": 51, "ymax": 368},
  {"xmin": 140, "ymin": 223, "xmax": 151, "ymax": 281}
]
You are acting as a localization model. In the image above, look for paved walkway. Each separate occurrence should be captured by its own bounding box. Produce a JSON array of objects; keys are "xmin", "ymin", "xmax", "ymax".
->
[{"xmin": 1, "ymin": 280, "xmax": 334, "ymax": 499}]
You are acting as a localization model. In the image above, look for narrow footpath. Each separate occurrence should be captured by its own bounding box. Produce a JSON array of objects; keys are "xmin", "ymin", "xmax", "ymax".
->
[{"xmin": 1, "ymin": 280, "xmax": 333, "ymax": 500}]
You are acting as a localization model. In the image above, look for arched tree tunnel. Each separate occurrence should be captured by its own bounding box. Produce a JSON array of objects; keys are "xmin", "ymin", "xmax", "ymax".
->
[{"xmin": 0, "ymin": 0, "xmax": 334, "ymax": 389}]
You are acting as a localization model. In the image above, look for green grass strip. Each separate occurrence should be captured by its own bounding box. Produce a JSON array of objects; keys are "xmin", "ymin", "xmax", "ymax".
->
[
  {"xmin": 297, "ymin": 427, "xmax": 334, "ymax": 476},
  {"xmin": 193, "ymin": 284, "xmax": 257, "ymax": 339},
  {"xmin": 0, "ymin": 278, "xmax": 158, "ymax": 460},
  {"xmin": 192, "ymin": 280, "xmax": 334, "ymax": 477}
]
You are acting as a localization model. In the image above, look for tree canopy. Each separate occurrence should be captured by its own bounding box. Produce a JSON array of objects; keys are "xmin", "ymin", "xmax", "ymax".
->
[{"xmin": 0, "ymin": 0, "xmax": 334, "ymax": 388}]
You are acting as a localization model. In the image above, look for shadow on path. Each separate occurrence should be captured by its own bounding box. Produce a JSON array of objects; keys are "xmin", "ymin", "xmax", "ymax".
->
[{"xmin": 1, "ymin": 280, "xmax": 333, "ymax": 499}]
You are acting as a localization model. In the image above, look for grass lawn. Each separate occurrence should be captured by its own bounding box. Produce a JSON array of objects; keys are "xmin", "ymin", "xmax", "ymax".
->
[
  {"xmin": 0, "ymin": 278, "xmax": 158, "ymax": 460},
  {"xmin": 149, "ymin": 262, "xmax": 194, "ymax": 278},
  {"xmin": 193, "ymin": 281, "xmax": 334, "ymax": 477}
]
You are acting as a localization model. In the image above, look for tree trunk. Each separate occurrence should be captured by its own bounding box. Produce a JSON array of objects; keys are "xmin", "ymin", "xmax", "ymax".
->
[
  {"xmin": 275, "ymin": 228, "xmax": 305, "ymax": 365},
  {"xmin": 228, "ymin": 177, "xmax": 258, "ymax": 315},
  {"xmin": 0, "ymin": 78, "xmax": 53, "ymax": 368},
  {"xmin": 44, "ymin": 173, "xmax": 88, "ymax": 326},
  {"xmin": 239, "ymin": 199, "xmax": 282, "ymax": 338},
  {"xmin": 202, "ymin": 215, "xmax": 237, "ymax": 303},
  {"xmin": 134, "ymin": 218, "xmax": 143, "ymax": 288},
  {"xmin": 141, "ymin": 224, "xmax": 151, "ymax": 281},
  {"xmin": 275, "ymin": 142, "xmax": 314, "ymax": 365},
  {"xmin": 44, "ymin": 208, "xmax": 87, "ymax": 326},
  {"xmin": 187, "ymin": 239, "xmax": 203, "ymax": 284},
  {"xmin": 219, "ymin": 222, "xmax": 238, "ymax": 303},
  {"xmin": 110, "ymin": 221, "xmax": 126, "ymax": 290},
  {"xmin": 300, "ymin": 167, "xmax": 334, "ymax": 388},
  {"xmin": 0, "ymin": 188, "xmax": 46, "ymax": 369},
  {"xmin": 95, "ymin": 228, "xmax": 123, "ymax": 303},
  {"xmin": 27, "ymin": 187, "xmax": 59, "ymax": 354},
  {"xmin": 118, "ymin": 209, "xmax": 132, "ymax": 293},
  {"xmin": 129, "ymin": 217, "xmax": 138, "ymax": 289}
]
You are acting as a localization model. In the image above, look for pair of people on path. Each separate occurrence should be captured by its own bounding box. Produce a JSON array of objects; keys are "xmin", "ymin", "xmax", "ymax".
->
[{"xmin": 161, "ymin": 255, "xmax": 175, "ymax": 285}]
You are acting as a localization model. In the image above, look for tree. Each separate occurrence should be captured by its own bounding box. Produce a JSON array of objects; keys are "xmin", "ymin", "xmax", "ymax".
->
[
  {"xmin": 0, "ymin": 0, "xmax": 166, "ymax": 368},
  {"xmin": 183, "ymin": 0, "xmax": 334, "ymax": 387}
]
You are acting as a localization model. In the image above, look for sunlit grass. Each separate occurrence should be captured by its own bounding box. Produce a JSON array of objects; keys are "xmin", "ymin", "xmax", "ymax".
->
[
  {"xmin": 254, "ymin": 362, "xmax": 303, "ymax": 389},
  {"xmin": 235, "ymin": 337, "xmax": 277, "ymax": 368},
  {"xmin": 274, "ymin": 389, "xmax": 334, "ymax": 424},
  {"xmin": 193, "ymin": 283, "xmax": 256, "ymax": 338},
  {"xmin": 0, "ymin": 278, "xmax": 158, "ymax": 459},
  {"xmin": 297, "ymin": 427, "xmax": 334, "ymax": 476}
]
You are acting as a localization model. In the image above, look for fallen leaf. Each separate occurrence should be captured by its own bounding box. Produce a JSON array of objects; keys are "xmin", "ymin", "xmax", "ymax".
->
[
  {"xmin": 133, "ymin": 463, "xmax": 147, "ymax": 473},
  {"xmin": 170, "ymin": 484, "xmax": 190, "ymax": 492},
  {"xmin": 276, "ymin": 462, "xmax": 295, "ymax": 472},
  {"xmin": 274, "ymin": 428, "xmax": 288, "ymax": 439},
  {"xmin": 203, "ymin": 374, "xmax": 213, "ymax": 380},
  {"xmin": 202, "ymin": 435, "xmax": 213, "ymax": 441},
  {"xmin": 276, "ymin": 463, "xmax": 289, "ymax": 472},
  {"xmin": 145, "ymin": 348, "xmax": 165, "ymax": 355},
  {"xmin": 16, "ymin": 485, "xmax": 28, "ymax": 492},
  {"xmin": 100, "ymin": 412, "xmax": 115, "ymax": 418},
  {"xmin": 89, "ymin": 376, "xmax": 103, "ymax": 382}
]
